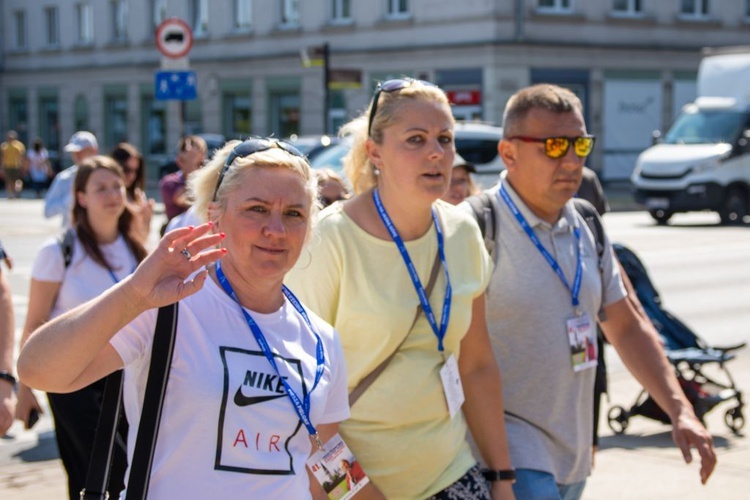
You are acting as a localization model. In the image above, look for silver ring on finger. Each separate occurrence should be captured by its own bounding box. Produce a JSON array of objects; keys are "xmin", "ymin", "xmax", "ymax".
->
[{"xmin": 181, "ymin": 247, "xmax": 192, "ymax": 260}]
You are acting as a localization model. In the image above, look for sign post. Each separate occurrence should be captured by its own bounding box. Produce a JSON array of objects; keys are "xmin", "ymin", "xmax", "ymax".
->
[{"xmin": 155, "ymin": 18, "xmax": 195, "ymax": 136}]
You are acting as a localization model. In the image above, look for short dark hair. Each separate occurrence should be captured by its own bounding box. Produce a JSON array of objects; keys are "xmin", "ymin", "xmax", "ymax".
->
[{"xmin": 503, "ymin": 84, "xmax": 583, "ymax": 137}]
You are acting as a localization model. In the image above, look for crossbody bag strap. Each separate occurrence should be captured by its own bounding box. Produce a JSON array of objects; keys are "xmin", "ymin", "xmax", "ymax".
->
[
  {"xmin": 80, "ymin": 370, "xmax": 125, "ymax": 500},
  {"xmin": 125, "ymin": 302, "xmax": 179, "ymax": 500},
  {"xmin": 348, "ymin": 250, "xmax": 442, "ymax": 407}
]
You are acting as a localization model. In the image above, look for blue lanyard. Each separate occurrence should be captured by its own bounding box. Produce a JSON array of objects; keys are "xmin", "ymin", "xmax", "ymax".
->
[
  {"xmin": 372, "ymin": 188, "xmax": 452, "ymax": 351},
  {"xmin": 498, "ymin": 183, "xmax": 584, "ymax": 311},
  {"xmin": 215, "ymin": 261, "xmax": 326, "ymax": 449}
]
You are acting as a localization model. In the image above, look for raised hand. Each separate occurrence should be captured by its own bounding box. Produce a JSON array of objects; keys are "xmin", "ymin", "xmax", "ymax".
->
[{"xmin": 125, "ymin": 222, "xmax": 226, "ymax": 310}]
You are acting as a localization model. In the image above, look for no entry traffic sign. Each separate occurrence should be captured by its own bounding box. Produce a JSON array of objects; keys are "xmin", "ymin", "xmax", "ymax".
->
[{"xmin": 155, "ymin": 18, "xmax": 193, "ymax": 59}]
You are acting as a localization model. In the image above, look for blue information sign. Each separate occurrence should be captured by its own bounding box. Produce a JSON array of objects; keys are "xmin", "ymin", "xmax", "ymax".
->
[{"xmin": 155, "ymin": 70, "xmax": 197, "ymax": 101}]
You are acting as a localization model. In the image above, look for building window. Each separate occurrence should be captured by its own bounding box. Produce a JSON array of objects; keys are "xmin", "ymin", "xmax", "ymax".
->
[
  {"xmin": 680, "ymin": 0, "xmax": 709, "ymax": 17},
  {"xmin": 190, "ymin": 0, "xmax": 209, "ymax": 36},
  {"xmin": 104, "ymin": 92, "xmax": 128, "ymax": 149},
  {"xmin": 269, "ymin": 91, "xmax": 300, "ymax": 138},
  {"xmin": 235, "ymin": 0, "xmax": 252, "ymax": 29},
  {"xmin": 8, "ymin": 95, "xmax": 29, "ymax": 145},
  {"xmin": 74, "ymin": 95, "xmax": 89, "ymax": 132},
  {"xmin": 281, "ymin": 0, "xmax": 300, "ymax": 26},
  {"xmin": 538, "ymin": 0, "xmax": 572, "ymax": 12},
  {"xmin": 76, "ymin": 3, "xmax": 94, "ymax": 44},
  {"xmin": 386, "ymin": 0, "xmax": 409, "ymax": 17},
  {"xmin": 39, "ymin": 95, "xmax": 60, "ymax": 153},
  {"xmin": 111, "ymin": 0, "xmax": 128, "ymax": 41},
  {"xmin": 141, "ymin": 95, "xmax": 166, "ymax": 156},
  {"xmin": 612, "ymin": 0, "xmax": 642, "ymax": 15},
  {"xmin": 332, "ymin": 0, "xmax": 351, "ymax": 21},
  {"xmin": 222, "ymin": 91, "xmax": 252, "ymax": 138},
  {"xmin": 44, "ymin": 6, "xmax": 59, "ymax": 47},
  {"xmin": 13, "ymin": 11, "xmax": 26, "ymax": 49},
  {"xmin": 152, "ymin": 0, "xmax": 166, "ymax": 28}
]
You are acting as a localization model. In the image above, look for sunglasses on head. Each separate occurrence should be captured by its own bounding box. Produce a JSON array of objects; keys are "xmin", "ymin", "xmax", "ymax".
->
[
  {"xmin": 367, "ymin": 78, "xmax": 438, "ymax": 137},
  {"xmin": 507, "ymin": 135, "xmax": 596, "ymax": 159},
  {"xmin": 212, "ymin": 138, "xmax": 305, "ymax": 201}
]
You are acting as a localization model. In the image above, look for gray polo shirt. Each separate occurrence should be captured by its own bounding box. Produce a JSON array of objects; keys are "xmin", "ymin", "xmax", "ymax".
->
[{"xmin": 484, "ymin": 177, "xmax": 626, "ymax": 485}]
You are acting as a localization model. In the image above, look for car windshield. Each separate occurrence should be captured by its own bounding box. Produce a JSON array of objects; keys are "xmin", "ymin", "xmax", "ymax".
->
[
  {"xmin": 664, "ymin": 110, "xmax": 746, "ymax": 145},
  {"xmin": 309, "ymin": 142, "xmax": 350, "ymax": 173}
]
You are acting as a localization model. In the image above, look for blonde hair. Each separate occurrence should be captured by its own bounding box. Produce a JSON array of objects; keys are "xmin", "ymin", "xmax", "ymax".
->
[
  {"xmin": 342, "ymin": 81, "xmax": 452, "ymax": 194},
  {"xmin": 189, "ymin": 140, "xmax": 318, "ymax": 233}
]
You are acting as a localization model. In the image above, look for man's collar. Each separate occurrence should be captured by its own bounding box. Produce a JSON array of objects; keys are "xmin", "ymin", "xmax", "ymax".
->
[{"xmin": 497, "ymin": 174, "xmax": 577, "ymax": 232}]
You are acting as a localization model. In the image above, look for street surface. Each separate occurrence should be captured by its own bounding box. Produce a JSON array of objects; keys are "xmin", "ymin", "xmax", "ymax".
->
[{"xmin": 0, "ymin": 198, "xmax": 748, "ymax": 499}]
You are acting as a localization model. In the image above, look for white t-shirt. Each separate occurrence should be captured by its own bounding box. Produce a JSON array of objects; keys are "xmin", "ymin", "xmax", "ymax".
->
[
  {"xmin": 27, "ymin": 148, "xmax": 50, "ymax": 182},
  {"xmin": 110, "ymin": 276, "xmax": 350, "ymax": 499},
  {"xmin": 31, "ymin": 231, "xmax": 138, "ymax": 319}
]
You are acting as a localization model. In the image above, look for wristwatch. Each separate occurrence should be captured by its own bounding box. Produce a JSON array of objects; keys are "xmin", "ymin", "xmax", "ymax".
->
[
  {"xmin": 481, "ymin": 468, "xmax": 516, "ymax": 483},
  {"xmin": 0, "ymin": 371, "xmax": 17, "ymax": 389}
]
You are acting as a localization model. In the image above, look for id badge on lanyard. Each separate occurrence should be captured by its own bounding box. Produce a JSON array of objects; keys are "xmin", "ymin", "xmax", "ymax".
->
[{"xmin": 566, "ymin": 313, "xmax": 597, "ymax": 372}]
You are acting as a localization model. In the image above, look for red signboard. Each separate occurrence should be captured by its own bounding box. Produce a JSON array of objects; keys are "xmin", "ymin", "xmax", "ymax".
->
[{"xmin": 446, "ymin": 90, "xmax": 482, "ymax": 105}]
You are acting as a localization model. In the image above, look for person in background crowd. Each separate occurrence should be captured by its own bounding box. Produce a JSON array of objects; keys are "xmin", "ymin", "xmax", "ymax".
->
[
  {"xmin": 111, "ymin": 142, "xmax": 154, "ymax": 243},
  {"xmin": 44, "ymin": 131, "xmax": 99, "ymax": 227},
  {"xmin": 17, "ymin": 156, "xmax": 146, "ymax": 499},
  {"xmin": 474, "ymin": 83, "xmax": 715, "ymax": 499},
  {"xmin": 442, "ymin": 153, "xmax": 480, "ymax": 205},
  {"xmin": 577, "ymin": 166, "xmax": 609, "ymax": 216},
  {"xmin": 1, "ymin": 131, "xmax": 27, "ymax": 199},
  {"xmin": 18, "ymin": 138, "xmax": 352, "ymax": 498},
  {"xmin": 314, "ymin": 168, "xmax": 351, "ymax": 208},
  {"xmin": 287, "ymin": 78, "xmax": 515, "ymax": 499},
  {"xmin": 27, "ymin": 138, "xmax": 53, "ymax": 199},
  {"xmin": 158, "ymin": 135, "xmax": 207, "ymax": 232},
  {"xmin": 0, "ymin": 239, "xmax": 16, "ymax": 436}
]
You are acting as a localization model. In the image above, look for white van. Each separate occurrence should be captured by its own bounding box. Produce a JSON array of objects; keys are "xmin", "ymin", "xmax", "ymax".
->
[{"xmin": 631, "ymin": 48, "xmax": 750, "ymax": 224}]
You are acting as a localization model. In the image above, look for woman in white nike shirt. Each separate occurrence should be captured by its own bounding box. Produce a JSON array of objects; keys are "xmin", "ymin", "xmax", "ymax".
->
[{"xmin": 18, "ymin": 139, "xmax": 353, "ymax": 499}]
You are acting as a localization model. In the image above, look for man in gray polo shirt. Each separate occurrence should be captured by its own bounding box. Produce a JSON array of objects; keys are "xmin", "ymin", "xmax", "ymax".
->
[{"xmin": 474, "ymin": 84, "xmax": 716, "ymax": 499}]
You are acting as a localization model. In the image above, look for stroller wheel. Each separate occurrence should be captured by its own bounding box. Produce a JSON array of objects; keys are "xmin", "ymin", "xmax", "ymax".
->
[
  {"xmin": 724, "ymin": 407, "xmax": 745, "ymax": 434},
  {"xmin": 608, "ymin": 406, "xmax": 630, "ymax": 435}
]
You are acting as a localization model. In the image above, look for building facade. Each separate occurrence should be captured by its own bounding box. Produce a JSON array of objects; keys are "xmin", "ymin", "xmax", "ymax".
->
[{"xmin": 2, "ymin": 0, "xmax": 750, "ymax": 182}]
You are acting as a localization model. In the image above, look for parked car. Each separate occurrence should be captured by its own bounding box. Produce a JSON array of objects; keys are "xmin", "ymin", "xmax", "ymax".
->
[
  {"xmin": 454, "ymin": 122, "xmax": 505, "ymax": 173},
  {"xmin": 284, "ymin": 134, "xmax": 341, "ymax": 161},
  {"xmin": 308, "ymin": 137, "xmax": 352, "ymax": 174}
]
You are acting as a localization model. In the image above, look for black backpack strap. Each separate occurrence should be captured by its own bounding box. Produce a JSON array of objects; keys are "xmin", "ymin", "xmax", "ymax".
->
[
  {"xmin": 59, "ymin": 227, "xmax": 76, "ymax": 268},
  {"xmin": 572, "ymin": 198, "xmax": 605, "ymax": 267},
  {"xmin": 80, "ymin": 371, "xmax": 125, "ymax": 500},
  {"xmin": 465, "ymin": 191, "xmax": 498, "ymax": 260},
  {"xmin": 125, "ymin": 302, "xmax": 180, "ymax": 500},
  {"xmin": 572, "ymin": 198, "xmax": 608, "ymax": 320}
]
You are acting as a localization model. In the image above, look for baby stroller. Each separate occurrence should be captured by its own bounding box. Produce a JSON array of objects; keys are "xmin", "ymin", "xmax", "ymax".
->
[{"xmin": 607, "ymin": 243, "xmax": 746, "ymax": 435}]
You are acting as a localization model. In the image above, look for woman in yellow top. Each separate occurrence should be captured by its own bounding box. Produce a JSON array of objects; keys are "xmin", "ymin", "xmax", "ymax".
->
[{"xmin": 287, "ymin": 79, "xmax": 514, "ymax": 499}]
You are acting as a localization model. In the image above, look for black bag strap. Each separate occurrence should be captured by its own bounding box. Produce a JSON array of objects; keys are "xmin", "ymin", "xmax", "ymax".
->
[
  {"xmin": 80, "ymin": 371, "xmax": 125, "ymax": 500},
  {"xmin": 80, "ymin": 303, "xmax": 179, "ymax": 500},
  {"xmin": 125, "ymin": 302, "xmax": 179, "ymax": 500}
]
